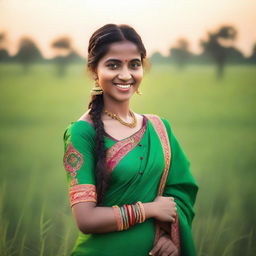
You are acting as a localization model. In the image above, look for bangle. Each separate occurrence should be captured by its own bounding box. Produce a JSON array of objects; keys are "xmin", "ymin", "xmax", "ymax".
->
[
  {"xmin": 120, "ymin": 206, "xmax": 129, "ymax": 230},
  {"xmin": 112, "ymin": 205, "xmax": 123, "ymax": 231},
  {"xmin": 134, "ymin": 203, "xmax": 140, "ymax": 223},
  {"xmin": 128, "ymin": 204, "xmax": 135, "ymax": 226},
  {"xmin": 124, "ymin": 204, "xmax": 130, "ymax": 227},
  {"xmin": 136, "ymin": 201, "xmax": 146, "ymax": 223},
  {"xmin": 127, "ymin": 204, "xmax": 135, "ymax": 227},
  {"xmin": 135, "ymin": 202, "xmax": 142, "ymax": 223},
  {"xmin": 124, "ymin": 205, "xmax": 130, "ymax": 230},
  {"xmin": 112, "ymin": 201, "xmax": 146, "ymax": 231}
]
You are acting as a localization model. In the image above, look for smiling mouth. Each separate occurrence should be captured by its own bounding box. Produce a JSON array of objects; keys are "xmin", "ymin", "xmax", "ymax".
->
[{"xmin": 113, "ymin": 83, "xmax": 134, "ymax": 89}]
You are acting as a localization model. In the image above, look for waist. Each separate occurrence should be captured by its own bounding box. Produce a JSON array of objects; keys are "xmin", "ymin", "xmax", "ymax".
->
[{"xmin": 71, "ymin": 218, "xmax": 156, "ymax": 256}]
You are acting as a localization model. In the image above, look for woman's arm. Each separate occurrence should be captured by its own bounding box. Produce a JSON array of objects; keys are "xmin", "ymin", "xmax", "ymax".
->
[
  {"xmin": 72, "ymin": 196, "xmax": 177, "ymax": 234},
  {"xmin": 72, "ymin": 201, "xmax": 154, "ymax": 234}
]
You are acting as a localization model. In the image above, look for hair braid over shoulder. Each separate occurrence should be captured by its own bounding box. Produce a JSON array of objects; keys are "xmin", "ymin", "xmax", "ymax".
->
[{"xmin": 88, "ymin": 95, "xmax": 109, "ymax": 205}]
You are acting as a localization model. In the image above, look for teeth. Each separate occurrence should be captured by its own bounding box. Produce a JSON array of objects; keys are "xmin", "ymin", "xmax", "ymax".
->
[{"xmin": 115, "ymin": 84, "xmax": 132, "ymax": 89}]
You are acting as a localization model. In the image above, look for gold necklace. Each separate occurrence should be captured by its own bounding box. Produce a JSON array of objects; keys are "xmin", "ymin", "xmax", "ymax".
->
[{"xmin": 104, "ymin": 109, "xmax": 137, "ymax": 128}]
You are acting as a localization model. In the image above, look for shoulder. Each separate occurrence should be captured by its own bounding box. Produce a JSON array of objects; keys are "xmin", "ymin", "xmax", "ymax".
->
[
  {"xmin": 63, "ymin": 119, "xmax": 95, "ymax": 145},
  {"xmin": 77, "ymin": 111, "xmax": 93, "ymax": 125},
  {"xmin": 143, "ymin": 113, "xmax": 172, "ymax": 129}
]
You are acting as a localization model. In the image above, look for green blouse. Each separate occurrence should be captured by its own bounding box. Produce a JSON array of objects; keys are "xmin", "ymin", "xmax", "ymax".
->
[{"xmin": 63, "ymin": 114, "xmax": 198, "ymax": 256}]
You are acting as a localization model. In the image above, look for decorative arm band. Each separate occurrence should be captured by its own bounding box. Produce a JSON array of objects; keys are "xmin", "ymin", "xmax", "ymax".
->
[{"xmin": 69, "ymin": 184, "xmax": 97, "ymax": 207}]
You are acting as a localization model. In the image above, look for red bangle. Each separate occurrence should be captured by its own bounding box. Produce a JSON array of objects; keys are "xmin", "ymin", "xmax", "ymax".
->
[
  {"xmin": 130, "ymin": 204, "xmax": 135, "ymax": 226},
  {"xmin": 128, "ymin": 204, "xmax": 132, "ymax": 227},
  {"xmin": 123, "ymin": 204, "xmax": 129, "ymax": 230},
  {"xmin": 127, "ymin": 204, "xmax": 134, "ymax": 226}
]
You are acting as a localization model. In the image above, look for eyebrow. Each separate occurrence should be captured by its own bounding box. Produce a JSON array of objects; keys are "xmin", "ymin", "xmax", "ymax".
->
[{"xmin": 104, "ymin": 58, "xmax": 141, "ymax": 63}]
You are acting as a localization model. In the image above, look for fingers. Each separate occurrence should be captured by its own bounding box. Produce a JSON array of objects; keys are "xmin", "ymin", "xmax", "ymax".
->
[
  {"xmin": 169, "ymin": 199, "xmax": 176, "ymax": 207},
  {"xmin": 170, "ymin": 201, "xmax": 176, "ymax": 208},
  {"xmin": 165, "ymin": 241, "xmax": 178, "ymax": 256},
  {"xmin": 169, "ymin": 199, "xmax": 177, "ymax": 222},
  {"xmin": 149, "ymin": 236, "xmax": 166, "ymax": 255},
  {"xmin": 149, "ymin": 241, "xmax": 161, "ymax": 255},
  {"xmin": 158, "ymin": 240, "xmax": 171, "ymax": 255},
  {"xmin": 169, "ymin": 248, "xmax": 178, "ymax": 256},
  {"xmin": 150, "ymin": 235, "xmax": 178, "ymax": 256}
]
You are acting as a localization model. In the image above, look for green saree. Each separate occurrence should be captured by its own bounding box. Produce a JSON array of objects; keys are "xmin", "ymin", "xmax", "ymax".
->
[{"xmin": 63, "ymin": 114, "xmax": 198, "ymax": 256}]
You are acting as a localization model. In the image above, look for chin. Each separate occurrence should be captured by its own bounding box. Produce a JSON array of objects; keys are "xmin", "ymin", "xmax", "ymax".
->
[{"xmin": 113, "ymin": 94, "xmax": 133, "ymax": 102}]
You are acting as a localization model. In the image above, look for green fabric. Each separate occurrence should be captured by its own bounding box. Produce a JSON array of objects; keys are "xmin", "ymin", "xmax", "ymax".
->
[
  {"xmin": 63, "ymin": 115, "xmax": 198, "ymax": 256},
  {"xmin": 162, "ymin": 119, "xmax": 198, "ymax": 256}
]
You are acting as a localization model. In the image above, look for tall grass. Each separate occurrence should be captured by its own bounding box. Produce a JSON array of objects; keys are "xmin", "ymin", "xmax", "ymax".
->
[{"xmin": 0, "ymin": 63, "xmax": 255, "ymax": 255}]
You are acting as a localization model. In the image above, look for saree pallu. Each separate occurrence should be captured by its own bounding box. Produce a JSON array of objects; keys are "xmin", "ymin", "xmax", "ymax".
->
[{"xmin": 63, "ymin": 114, "xmax": 198, "ymax": 256}]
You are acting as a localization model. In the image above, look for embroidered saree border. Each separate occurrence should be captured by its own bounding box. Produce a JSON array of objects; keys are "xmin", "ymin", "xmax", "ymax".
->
[
  {"xmin": 145, "ymin": 114, "xmax": 171, "ymax": 195},
  {"xmin": 171, "ymin": 215, "xmax": 180, "ymax": 254},
  {"xmin": 145, "ymin": 114, "xmax": 180, "ymax": 255},
  {"xmin": 106, "ymin": 124, "xmax": 146, "ymax": 172},
  {"xmin": 69, "ymin": 184, "xmax": 97, "ymax": 207}
]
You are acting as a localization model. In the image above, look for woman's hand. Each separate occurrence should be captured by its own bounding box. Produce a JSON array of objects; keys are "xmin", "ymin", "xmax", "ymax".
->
[
  {"xmin": 149, "ymin": 234, "xmax": 178, "ymax": 256},
  {"xmin": 153, "ymin": 196, "xmax": 177, "ymax": 222}
]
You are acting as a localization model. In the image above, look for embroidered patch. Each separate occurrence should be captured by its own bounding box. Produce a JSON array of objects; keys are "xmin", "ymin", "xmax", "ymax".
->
[
  {"xmin": 64, "ymin": 142, "xmax": 84, "ymax": 179},
  {"xmin": 69, "ymin": 184, "xmax": 97, "ymax": 207}
]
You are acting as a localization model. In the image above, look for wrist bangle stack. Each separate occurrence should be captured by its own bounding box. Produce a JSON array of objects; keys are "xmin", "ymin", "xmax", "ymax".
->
[{"xmin": 112, "ymin": 201, "xmax": 146, "ymax": 231}]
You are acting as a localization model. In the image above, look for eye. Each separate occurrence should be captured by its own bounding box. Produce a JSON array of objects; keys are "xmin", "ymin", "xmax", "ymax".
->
[
  {"xmin": 130, "ymin": 62, "xmax": 141, "ymax": 69},
  {"xmin": 107, "ymin": 63, "xmax": 119, "ymax": 69}
]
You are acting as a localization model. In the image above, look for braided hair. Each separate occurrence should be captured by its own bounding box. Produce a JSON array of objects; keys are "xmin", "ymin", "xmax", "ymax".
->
[{"xmin": 87, "ymin": 24, "xmax": 147, "ymax": 205}]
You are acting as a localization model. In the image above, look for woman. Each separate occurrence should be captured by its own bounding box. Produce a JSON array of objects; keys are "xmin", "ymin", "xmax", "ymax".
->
[{"xmin": 63, "ymin": 24, "xmax": 198, "ymax": 256}]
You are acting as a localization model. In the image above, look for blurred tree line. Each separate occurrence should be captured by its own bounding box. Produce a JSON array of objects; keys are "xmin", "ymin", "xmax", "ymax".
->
[
  {"xmin": 0, "ymin": 25, "xmax": 256, "ymax": 79},
  {"xmin": 152, "ymin": 25, "xmax": 256, "ymax": 79},
  {"xmin": 0, "ymin": 33, "xmax": 83, "ymax": 77}
]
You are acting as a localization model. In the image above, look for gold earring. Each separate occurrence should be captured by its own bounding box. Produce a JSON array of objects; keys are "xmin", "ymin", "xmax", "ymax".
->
[
  {"xmin": 91, "ymin": 79, "xmax": 103, "ymax": 96},
  {"xmin": 136, "ymin": 89, "xmax": 142, "ymax": 95}
]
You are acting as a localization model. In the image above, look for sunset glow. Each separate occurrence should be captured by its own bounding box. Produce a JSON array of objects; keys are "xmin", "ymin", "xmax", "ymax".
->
[{"xmin": 1, "ymin": 0, "xmax": 256, "ymax": 58}]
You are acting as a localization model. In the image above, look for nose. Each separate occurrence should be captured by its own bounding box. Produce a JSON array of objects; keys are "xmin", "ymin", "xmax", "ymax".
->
[{"xmin": 118, "ymin": 66, "xmax": 132, "ymax": 81}]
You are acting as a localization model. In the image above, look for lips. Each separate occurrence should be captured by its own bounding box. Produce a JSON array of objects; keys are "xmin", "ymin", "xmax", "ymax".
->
[
  {"xmin": 113, "ymin": 83, "xmax": 134, "ymax": 85},
  {"xmin": 113, "ymin": 83, "xmax": 133, "ymax": 91},
  {"xmin": 114, "ymin": 84, "xmax": 131, "ymax": 88}
]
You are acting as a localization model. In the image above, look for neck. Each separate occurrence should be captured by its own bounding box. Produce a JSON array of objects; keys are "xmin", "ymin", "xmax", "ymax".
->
[{"xmin": 103, "ymin": 96, "xmax": 131, "ymax": 120}]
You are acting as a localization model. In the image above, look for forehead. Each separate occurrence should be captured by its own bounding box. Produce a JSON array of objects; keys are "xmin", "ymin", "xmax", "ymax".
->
[{"xmin": 101, "ymin": 41, "xmax": 141, "ymax": 62}]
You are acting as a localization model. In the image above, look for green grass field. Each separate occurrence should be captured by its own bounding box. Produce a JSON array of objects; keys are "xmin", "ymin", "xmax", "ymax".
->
[{"xmin": 0, "ymin": 63, "xmax": 255, "ymax": 256}]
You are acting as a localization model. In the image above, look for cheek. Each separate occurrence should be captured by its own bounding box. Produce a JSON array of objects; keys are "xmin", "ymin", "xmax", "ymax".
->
[
  {"xmin": 98, "ymin": 70, "xmax": 115, "ymax": 82},
  {"xmin": 134, "ymin": 69, "xmax": 143, "ymax": 81}
]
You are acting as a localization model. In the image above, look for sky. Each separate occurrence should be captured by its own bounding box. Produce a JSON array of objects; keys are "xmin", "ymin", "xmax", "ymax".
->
[{"xmin": 0, "ymin": 0, "xmax": 256, "ymax": 58}]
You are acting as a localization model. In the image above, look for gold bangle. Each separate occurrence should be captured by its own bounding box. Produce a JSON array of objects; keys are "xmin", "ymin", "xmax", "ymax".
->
[
  {"xmin": 112, "ymin": 205, "xmax": 123, "ymax": 231},
  {"xmin": 136, "ymin": 201, "xmax": 146, "ymax": 223}
]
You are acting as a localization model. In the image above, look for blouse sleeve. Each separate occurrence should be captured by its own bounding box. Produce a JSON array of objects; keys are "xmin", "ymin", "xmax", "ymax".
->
[
  {"xmin": 161, "ymin": 117, "xmax": 198, "ymax": 256},
  {"xmin": 63, "ymin": 122, "xmax": 97, "ymax": 208}
]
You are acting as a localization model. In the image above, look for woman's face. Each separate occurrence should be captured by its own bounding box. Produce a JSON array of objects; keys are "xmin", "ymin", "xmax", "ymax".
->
[{"xmin": 94, "ymin": 40, "xmax": 144, "ymax": 102}]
